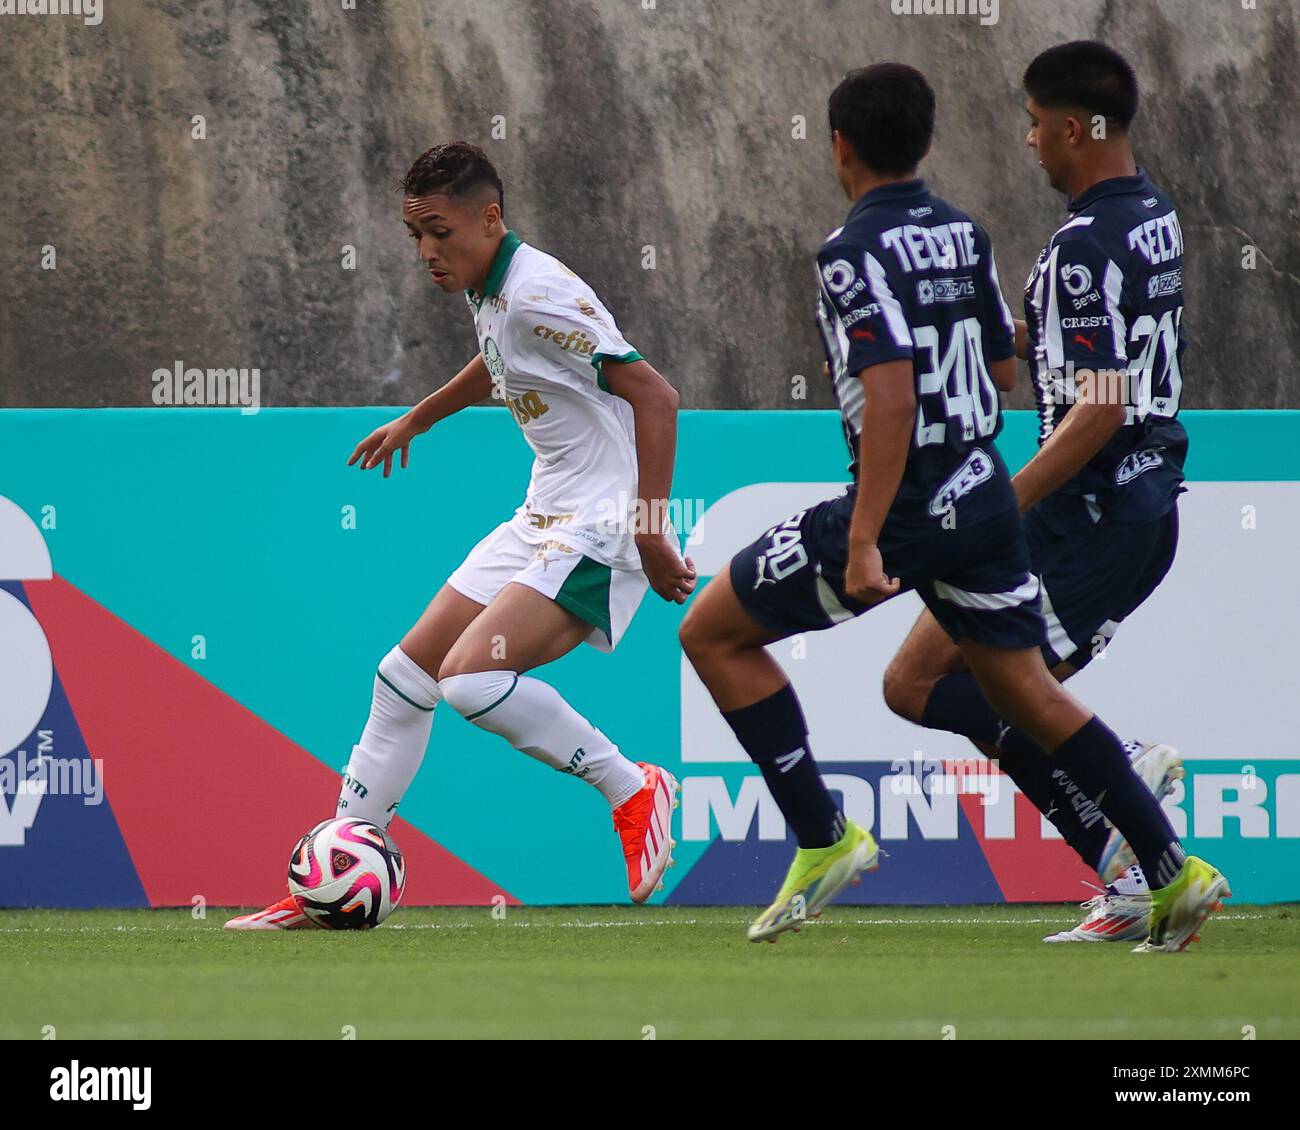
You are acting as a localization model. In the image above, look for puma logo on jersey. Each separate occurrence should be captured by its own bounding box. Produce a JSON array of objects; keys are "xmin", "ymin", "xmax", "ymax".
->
[
  {"xmin": 533, "ymin": 324, "xmax": 598, "ymax": 357},
  {"xmin": 1073, "ymin": 331, "xmax": 1099, "ymax": 352}
]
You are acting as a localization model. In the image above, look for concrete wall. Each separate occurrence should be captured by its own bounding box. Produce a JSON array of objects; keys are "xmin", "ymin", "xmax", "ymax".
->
[{"xmin": 1, "ymin": 0, "xmax": 1295, "ymax": 411}]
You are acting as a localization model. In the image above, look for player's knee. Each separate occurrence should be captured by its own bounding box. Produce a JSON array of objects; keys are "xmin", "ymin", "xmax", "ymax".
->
[
  {"xmin": 677, "ymin": 600, "xmax": 715, "ymax": 662},
  {"xmin": 438, "ymin": 669, "xmax": 517, "ymax": 720},
  {"xmin": 882, "ymin": 660, "xmax": 927, "ymax": 723}
]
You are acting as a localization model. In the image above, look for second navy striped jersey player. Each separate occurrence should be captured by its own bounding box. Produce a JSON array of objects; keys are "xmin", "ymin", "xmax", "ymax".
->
[{"xmin": 1024, "ymin": 167, "xmax": 1188, "ymax": 523}]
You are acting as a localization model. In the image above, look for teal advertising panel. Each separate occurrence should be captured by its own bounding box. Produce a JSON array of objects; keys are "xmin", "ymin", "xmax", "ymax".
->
[{"xmin": 1, "ymin": 408, "xmax": 1296, "ymax": 906}]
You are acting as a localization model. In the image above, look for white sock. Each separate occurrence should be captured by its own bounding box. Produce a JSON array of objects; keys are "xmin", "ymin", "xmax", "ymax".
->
[
  {"xmin": 440, "ymin": 670, "xmax": 645, "ymax": 807},
  {"xmin": 337, "ymin": 646, "xmax": 442, "ymax": 827},
  {"xmin": 1114, "ymin": 864, "xmax": 1150, "ymax": 895}
]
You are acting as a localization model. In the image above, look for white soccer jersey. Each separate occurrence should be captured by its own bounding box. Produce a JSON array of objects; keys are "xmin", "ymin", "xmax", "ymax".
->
[{"xmin": 468, "ymin": 231, "xmax": 644, "ymax": 570}]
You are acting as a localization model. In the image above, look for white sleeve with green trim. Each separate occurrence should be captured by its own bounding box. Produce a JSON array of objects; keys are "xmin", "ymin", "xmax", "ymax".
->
[{"xmin": 504, "ymin": 278, "xmax": 641, "ymax": 394}]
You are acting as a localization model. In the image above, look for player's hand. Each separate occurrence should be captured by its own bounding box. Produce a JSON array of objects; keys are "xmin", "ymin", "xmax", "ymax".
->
[
  {"xmin": 349, "ymin": 413, "xmax": 421, "ymax": 478},
  {"xmin": 844, "ymin": 541, "xmax": 900, "ymax": 606},
  {"xmin": 635, "ymin": 532, "xmax": 697, "ymax": 604}
]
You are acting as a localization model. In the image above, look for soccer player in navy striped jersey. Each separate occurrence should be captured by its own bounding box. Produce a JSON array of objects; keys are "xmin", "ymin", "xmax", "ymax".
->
[
  {"xmin": 679, "ymin": 62, "xmax": 1228, "ymax": 951},
  {"xmin": 883, "ymin": 42, "xmax": 1215, "ymax": 945}
]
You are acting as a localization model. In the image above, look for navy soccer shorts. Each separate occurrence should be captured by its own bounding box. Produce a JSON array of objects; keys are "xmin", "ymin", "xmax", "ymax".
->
[
  {"xmin": 1026, "ymin": 492, "xmax": 1180, "ymax": 669},
  {"xmin": 729, "ymin": 487, "xmax": 1046, "ymax": 651}
]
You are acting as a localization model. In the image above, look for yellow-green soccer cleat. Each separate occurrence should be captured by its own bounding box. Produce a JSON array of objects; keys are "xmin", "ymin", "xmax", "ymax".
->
[
  {"xmin": 1132, "ymin": 856, "xmax": 1231, "ymax": 954},
  {"xmin": 747, "ymin": 819, "xmax": 879, "ymax": 943}
]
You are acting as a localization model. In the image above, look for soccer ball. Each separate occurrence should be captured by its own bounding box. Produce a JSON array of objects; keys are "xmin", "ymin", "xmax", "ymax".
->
[{"xmin": 287, "ymin": 817, "xmax": 406, "ymax": 929}]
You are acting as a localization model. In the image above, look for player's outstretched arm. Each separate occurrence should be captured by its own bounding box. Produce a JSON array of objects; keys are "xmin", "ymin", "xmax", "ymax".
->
[
  {"xmin": 602, "ymin": 358, "xmax": 697, "ymax": 604},
  {"xmin": 844, "ymin": 360, "xmax": 914, "ymax": 606},
  {"xmin": 1012, "ymin": 378, "xmax": 1127, "ymax": 511},
  {"xmin": 349, "ymin": 353, "xmax": 493, "ymax": 478}
]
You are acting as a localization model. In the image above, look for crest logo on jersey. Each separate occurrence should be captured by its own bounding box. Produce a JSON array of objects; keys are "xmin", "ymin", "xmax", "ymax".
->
[
  {"xmin": 1060, "ymin": 263, "xmax": 1093, "ymax": 297},
  {"xmin": 821, "ymin": 259, "xmax": 857, "ymax": 295},
  {"xmin": 483, "ymin": 336, "xmax": 506, "ymax": 378},
  {"xmin": 841, "ymin": 303, "xmax": 880, "ymax": 327}
]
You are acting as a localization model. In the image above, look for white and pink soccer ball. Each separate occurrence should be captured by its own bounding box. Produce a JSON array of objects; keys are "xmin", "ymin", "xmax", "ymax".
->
[{"xmin": 288, "ymin": 817, "xmax": 407, "ymax": 929}]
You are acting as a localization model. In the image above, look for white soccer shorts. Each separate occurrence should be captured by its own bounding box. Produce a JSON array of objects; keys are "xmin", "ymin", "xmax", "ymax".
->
[{"xmin": 446, "ymin": 519, "xmax": 650, "ymax": 652}]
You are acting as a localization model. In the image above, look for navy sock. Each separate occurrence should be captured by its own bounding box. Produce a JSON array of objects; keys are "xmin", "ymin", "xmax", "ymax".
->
[
  {"xmin": 1050, "ymin": 716, "xmax": 1185, "ymax": 887},
  {"xmin": 922, "ymin": 673, "xmax": 1109, "ymax": 868},
  {"xmin": 722, "ymin": 683, "xmax": 843, "ymax": 849}
]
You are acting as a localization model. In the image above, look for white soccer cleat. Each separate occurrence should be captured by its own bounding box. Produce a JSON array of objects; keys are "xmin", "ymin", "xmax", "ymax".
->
[
  {"xmin": 1044, "ymin": 866, "xmax": 1150, "ymax": 943},
  {"xmin": 224, "ymin": 894, "xmax": 321, "ymax": 931},
  {"xmin": 613, "ymin": 762, "xmax": 679, "ymax": 904},
  {"xmin": 1098, "ymin": 742, "xmax": 1185, "ymax": 885}
]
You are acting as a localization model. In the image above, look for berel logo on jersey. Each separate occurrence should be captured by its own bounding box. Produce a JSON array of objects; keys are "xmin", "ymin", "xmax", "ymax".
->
[
  {"xmin": 1060, "ymin": 263, "xmax": 1093, "ymax": 297},
  {"xmin": 821, "ymin": 259, "xmax": 857, "ymax": 294}
]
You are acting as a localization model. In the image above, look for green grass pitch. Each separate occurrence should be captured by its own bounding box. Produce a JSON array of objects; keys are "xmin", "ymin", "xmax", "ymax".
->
[{"xmin": 2, "ymin": 905, "xmax": 1296, "ymax": 1040}]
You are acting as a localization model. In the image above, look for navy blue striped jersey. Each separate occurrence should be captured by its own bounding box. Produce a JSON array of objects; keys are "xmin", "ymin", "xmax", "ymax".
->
[
  {"xmin": 814, "ymin": 179, "xmax": 1017, "ymax": 529},
  {"xmin": 1024, "ymin": 168, "xmax": 1188, "ymax": 522}
]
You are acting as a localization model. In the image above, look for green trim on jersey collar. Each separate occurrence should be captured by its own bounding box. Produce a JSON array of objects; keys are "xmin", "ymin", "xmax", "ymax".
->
[
  {"xmin": 591, "ymin": 349, "xmax": 644, "ymax": 392},
  {"xmin": 471, "ymin": 230, "xmax": 523, "ymax": 305}
]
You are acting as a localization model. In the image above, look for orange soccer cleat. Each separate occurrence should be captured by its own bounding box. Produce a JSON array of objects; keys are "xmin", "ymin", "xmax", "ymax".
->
[
  {"xmin": 224, "ymin": 893, "xmax": 321, "ymax": 931},
  {"xmin": 613, "ymin": 762, "xmax": 680, "ymax": 904}
]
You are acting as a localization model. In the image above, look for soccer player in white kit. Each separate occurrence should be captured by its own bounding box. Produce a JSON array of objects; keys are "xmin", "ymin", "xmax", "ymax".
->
[{"xmin": 228, "ymin": 142, "xmax": 695, "ymax": 928}]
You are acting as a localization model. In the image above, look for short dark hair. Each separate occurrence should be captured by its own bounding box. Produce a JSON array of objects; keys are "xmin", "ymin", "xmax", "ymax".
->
[
  {"xmin": 401, "ymin": 141, "xmax": 504, "ymax": 211},
  {"xmin": 828, "ymin": 64, "xmax": 935, "ymax": 177},
  {"xmin": 1023, "ymin": 41, "xmax": 1139, "ymax": 129}
]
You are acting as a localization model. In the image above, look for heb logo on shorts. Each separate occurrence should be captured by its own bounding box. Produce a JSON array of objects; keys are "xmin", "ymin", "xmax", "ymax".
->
[
  {"xmin": 1115, "ymin": 449, "xmax": 1164, "ymax": 484},
  {"xmin": 929, "ymin": 448, "xmax": 993, "ymax": 517}
]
